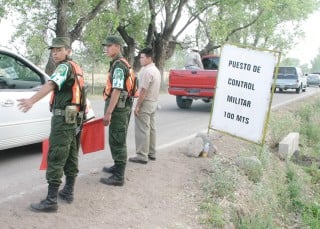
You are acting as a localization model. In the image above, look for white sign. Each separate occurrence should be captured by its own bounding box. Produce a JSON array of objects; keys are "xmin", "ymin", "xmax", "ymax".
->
[{"xmin": 210, "ymin": 44, "xmax": 276, "ymax": 144}]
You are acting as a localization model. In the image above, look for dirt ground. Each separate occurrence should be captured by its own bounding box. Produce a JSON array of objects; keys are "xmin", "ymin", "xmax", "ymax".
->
[
  {"xmin": 1, "ymin": 94, "xmax": 315, "ymax": 229},
  {"xmin": 0, "ymin": 136, "xmax": 220, "ymax": 229}
]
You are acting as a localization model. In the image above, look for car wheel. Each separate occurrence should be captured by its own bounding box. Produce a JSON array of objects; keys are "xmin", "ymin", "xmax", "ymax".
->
[{"xmin": 176, "ymin": 96, "xmax": 193, "ymax": 109}]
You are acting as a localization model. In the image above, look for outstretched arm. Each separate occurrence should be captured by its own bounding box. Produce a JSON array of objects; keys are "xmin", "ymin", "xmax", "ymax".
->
[{"xmin": 17, "ymin": 81, "xmax": 56, "ymax": 113}]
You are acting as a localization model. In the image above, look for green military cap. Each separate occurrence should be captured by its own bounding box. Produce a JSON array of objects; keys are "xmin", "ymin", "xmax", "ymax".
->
[
  {"xmin": 102, "ymin": 35, "xmax": 123, "ymax": 46},
  {"xmin": 48, "ymin": 37, "xmax": 71, "ymax": 49}
]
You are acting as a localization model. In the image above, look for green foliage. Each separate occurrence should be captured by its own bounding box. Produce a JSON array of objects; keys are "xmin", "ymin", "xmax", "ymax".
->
[
  {"xmin": 304, "ymin": 164, "xmax": 320, "ymax": 184},
  {"xmin": 199, "ymin": 156, "xmax": 237, "ymax": 227},
  {"xmin": 25, "ymin": 35, "xmax": 48, "ymax": 64},
  {"xmin": 201, "ymin": 95, "xmax": 320, "ymax": 227},
  {"xmin": 235, "ymin": 213, "xmax": 275, "ymax": 228},
  {"xmin": 311, "ymin": 49, "xmax": 320, "ymax": 73},
  {"xmin": 3, "ymin": 0, "xmax": 320, "ymax": 71},
  {"xmin": 164, "ymin": 46, "xmax": 185, "ymax": 70},
  {"xmin": 268, "ymin": 111, "xmax": 301, "ymax": 147},
  {"xmin": 200, "ymin": 201, "xmax": 225, "ymax": 227},
  {"xmin": 205, "ymin": 0, "xmax": 319, "ymax": 53},
  {"xmin": 286, "ymin": 166, "xmax": 304, "ymax": 211},
  {"xmin": 284, "ymin": 165, "xmax": 320, "ymax": 226},
  {"xmin": 295, "ymin": 99, "xmax": 320, "ymax": 157},
  {"xmin": 0, "ymin": 0, "xmax": 6, "ymax": 18},
  {"xmin": 236, "ymin": 156, "xmax": 263, "ymax": 183},
  {"xmin": 207, "ymin": 157, "xmax": 237, "ymax": 199},
  {"xmin": 302, "ymin": 202, "xmax": 320, "ymax": 227},
  {"xmin": 280, "ymin": 57, "xmax": 300, "ymax": 66}
]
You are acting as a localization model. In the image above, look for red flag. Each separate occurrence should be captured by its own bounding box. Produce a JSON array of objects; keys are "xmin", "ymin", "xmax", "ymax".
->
[
  {"xmin": 39, "ymin": 118, "xmax": 104, "ymax": 169},
  {"xmin": 81, "ymin": 118, "xmax": 105, "ymax": 154},
  {"xmin": 40, "ymin": 138, "xmax": 49, "ymax": 170}
]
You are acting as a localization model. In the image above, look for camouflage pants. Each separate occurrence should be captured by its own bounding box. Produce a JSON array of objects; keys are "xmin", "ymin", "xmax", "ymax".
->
[
  {"xmin": 46, "ymin": 116, "xmax": 79, "ymax": 186},
  {"xmin": 105, "ymin": 99, "xmax": 132, "ymax": 166}
]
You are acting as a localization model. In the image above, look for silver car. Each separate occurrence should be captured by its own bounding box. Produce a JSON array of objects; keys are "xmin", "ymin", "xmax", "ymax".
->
[
  {"xmin": 307, "ymin": 73, "xmax": 320, "ymax": 87},
  {"xmin": 274, "ymin": 66, "xmax": 307, "ymax": 93}
]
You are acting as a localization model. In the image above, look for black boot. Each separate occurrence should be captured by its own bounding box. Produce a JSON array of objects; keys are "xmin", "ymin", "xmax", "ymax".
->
[
  {"xmin": 102, "ymin": 165, "xmax": 116, "ymax": 174},
  {"xmin": 30, "ymin": 184, "xmax": 59, "ymax": 212},
  {"xmin": 100, "ymin": 164, "xmax": 125, "ymax": 186},
  {"xmin": 58, "ymin": 176, "xmax": 75, "ymax": 203}
]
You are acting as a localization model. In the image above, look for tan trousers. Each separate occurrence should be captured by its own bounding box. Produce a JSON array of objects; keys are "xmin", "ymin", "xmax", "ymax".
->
[{"xmin": 134, "ymin": 100, "xmax": 158, "ymax": 159}]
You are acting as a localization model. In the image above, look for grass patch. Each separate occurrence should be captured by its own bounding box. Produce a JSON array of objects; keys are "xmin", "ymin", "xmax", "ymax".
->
[
  {"xmin": 200, "ymin": 95, "xmax": 320, "ymax": 228},
  {"xmin": 200, "ymin": 156, "xmax": 237, "ymax": 227},
  {"xmin": 200, "ymin": 200, "xmax": 225, "ymax": 227}
]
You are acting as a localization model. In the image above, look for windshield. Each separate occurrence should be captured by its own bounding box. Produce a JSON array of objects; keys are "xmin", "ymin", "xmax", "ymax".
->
[
  {"xmin": 277, "ymin": 74, "xmax": 297, "ymax": 80},
  {"xmin": 202, "ymin": 56, "xmax": 219, "ymax": 70},
  {"xmin": 308, "ymin": 75, "xmax": 319, "ymax": 79},
  {"xmin": 278, "ymin": 67, "xmax": 297, "ymax": 75},
  {"xmin": 274, "ymin": 67, "xmax": 299, "ymax": 79}
]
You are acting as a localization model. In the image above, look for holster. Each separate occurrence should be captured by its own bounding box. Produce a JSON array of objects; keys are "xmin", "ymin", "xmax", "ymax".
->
[{"xmin": 75, "ymin": 112, "xmax": 84, "ymax": 136}]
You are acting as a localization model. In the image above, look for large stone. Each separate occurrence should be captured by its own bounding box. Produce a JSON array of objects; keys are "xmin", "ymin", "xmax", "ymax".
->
[
  {"xmin": 186, "ymin": 136, "xmax": 203, "ymax": 157},
  {"xmin": 278, "ymin": 132, "xmax": 299, "ymax": 160}
]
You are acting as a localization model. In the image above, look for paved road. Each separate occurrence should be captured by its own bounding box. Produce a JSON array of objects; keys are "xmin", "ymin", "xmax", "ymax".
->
[{"xmin": 0, "ymin": 87, "xmax": 319, "ymax": 203}]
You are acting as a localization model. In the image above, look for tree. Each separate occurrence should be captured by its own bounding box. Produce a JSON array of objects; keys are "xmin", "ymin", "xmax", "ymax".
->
[
  {"xmin": 3, "ymin": 0, "xmax": 110, "ymax": 74},
  {"xmin": 280, "ymin": 57, "xmax": 300, "ymax": 66},
  {"xmin": 194, "ymin": 0, "xmax": 319, "ymax": 56},
  {"xmin": 3, "ymin": 0, "xmax": 320, "ymax": 83},
  {"xmin": 310, "ymin": 49, "xmax": 320, "ymax": 73},
  {"xmin": 0, "ymin": 0, "xmax": 6, "ymax": 18}
]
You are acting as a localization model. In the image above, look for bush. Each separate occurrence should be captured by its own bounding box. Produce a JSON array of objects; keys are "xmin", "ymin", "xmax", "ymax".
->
[{"xmin": 268, "ymin": 112, "xmax": 301, "ymax": 147}]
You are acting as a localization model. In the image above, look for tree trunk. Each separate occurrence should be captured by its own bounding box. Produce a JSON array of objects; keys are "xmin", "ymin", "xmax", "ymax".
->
[
  {"xmin": 45, "ymin": 0, "xmax": 69, "ymax": 75},
  {"xmin": 153, "ymin": 33, "xmax": 168, "ymax": 90},
  {"xmin": 45, "ymin": 0, "xmax": 109, "ymax": 75}
]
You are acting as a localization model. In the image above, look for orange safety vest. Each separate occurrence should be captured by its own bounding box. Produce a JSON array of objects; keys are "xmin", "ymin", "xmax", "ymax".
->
[
  {"xmin": 103, "ymin": 57, "xmax": 138, "ymax": 100},
  {"xmin": 50, "ymin": 60, "xmax": 85, "ymax": 111}
]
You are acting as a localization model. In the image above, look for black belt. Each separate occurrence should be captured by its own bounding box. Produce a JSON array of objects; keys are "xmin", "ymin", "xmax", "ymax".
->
[{"xmin": 53, "ymin": 109, "xmax": 65, "ymax": 116}]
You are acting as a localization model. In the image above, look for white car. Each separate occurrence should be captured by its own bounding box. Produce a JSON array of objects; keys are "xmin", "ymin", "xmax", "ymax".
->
[
  {"xmin": 0, "ymin": 47, "xmax": 94, "ymax": 150},
  {"xmin": 274, "ymin": 66, "xmax": 307, "ymax": 93}
]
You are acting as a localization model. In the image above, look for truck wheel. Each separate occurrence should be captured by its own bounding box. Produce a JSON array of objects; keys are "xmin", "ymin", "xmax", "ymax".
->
[
  {"xmin": 296, "ymin": 85, "xmax": 301, "ymax": 94},
  {"xmin": 176, "ymin": 96, "xmax": 193, "ymax": 109},
  {"xmin": 202, "ymin": 98, "xmax": 211, "ymax": 103}
]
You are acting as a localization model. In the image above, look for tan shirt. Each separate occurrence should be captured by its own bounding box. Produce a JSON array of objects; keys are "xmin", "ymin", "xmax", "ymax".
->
[{"xmin": 138, "ymin": 63, "xmax": 161, "ymax": 101}]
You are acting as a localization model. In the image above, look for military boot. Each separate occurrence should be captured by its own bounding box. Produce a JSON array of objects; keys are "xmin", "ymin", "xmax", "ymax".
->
[
  {"xmin": 100, "ymin": 164, "xmax": 125, "ymax": 186},
  {"xmin": 102, "ymin": 165, "xmax": 116, "ymax": 174},
  {"xmin": 30, "ymin": 184, "xmax": 59, "ymax": 212},
  {"xmin": 58, "ymin": 176, "xmax": 75, "ymax": 203}
]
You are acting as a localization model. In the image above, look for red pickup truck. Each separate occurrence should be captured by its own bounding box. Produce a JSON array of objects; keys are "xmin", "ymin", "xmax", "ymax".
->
[{"xmin": 168, "ymin": 55, "xmax": 219, "ymax": 109}]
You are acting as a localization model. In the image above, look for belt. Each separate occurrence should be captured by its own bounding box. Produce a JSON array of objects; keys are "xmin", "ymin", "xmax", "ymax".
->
[{"xmin": 53, "ymin": 109, "xmax": 65, "ymax": 116}]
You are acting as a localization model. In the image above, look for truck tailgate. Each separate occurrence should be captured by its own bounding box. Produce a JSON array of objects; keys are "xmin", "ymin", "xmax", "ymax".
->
[{"xmin": 168, "ymin": 69, "xmax": 217, "ymax": 97}]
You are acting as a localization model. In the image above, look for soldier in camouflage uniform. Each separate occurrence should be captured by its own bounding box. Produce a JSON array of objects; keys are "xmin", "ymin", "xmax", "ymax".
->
[
  {"xmin": 17, "ymin": 37, "xmax": 85, "ymax": 212},
  {"xmin": 100, "ymin": 35, "xmax": 133, "ymax": 186}
]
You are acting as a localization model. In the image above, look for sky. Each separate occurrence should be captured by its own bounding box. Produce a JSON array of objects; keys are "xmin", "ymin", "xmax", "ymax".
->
[
  {"xmin": 0, "ymin": 11, "xmax": 320, "ymax": 65},
  {"xmin": 286, "ymin": 11, "xmax": 320, "ymax": 65}
]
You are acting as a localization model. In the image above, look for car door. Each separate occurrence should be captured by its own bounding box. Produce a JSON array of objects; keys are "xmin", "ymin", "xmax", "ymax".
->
[{"xmin": 0, "ymin": 49, "xmax": 51, "ymax": 150}]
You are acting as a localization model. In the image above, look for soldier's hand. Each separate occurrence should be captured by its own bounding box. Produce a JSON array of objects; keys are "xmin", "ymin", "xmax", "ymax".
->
[
  {"xmin": 103, "ymin": 113, "xmax": 111, "ymax": 126},
  {"xmin": 17, "ymin": 98, "xmax": 33, "ymax": 113}
]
